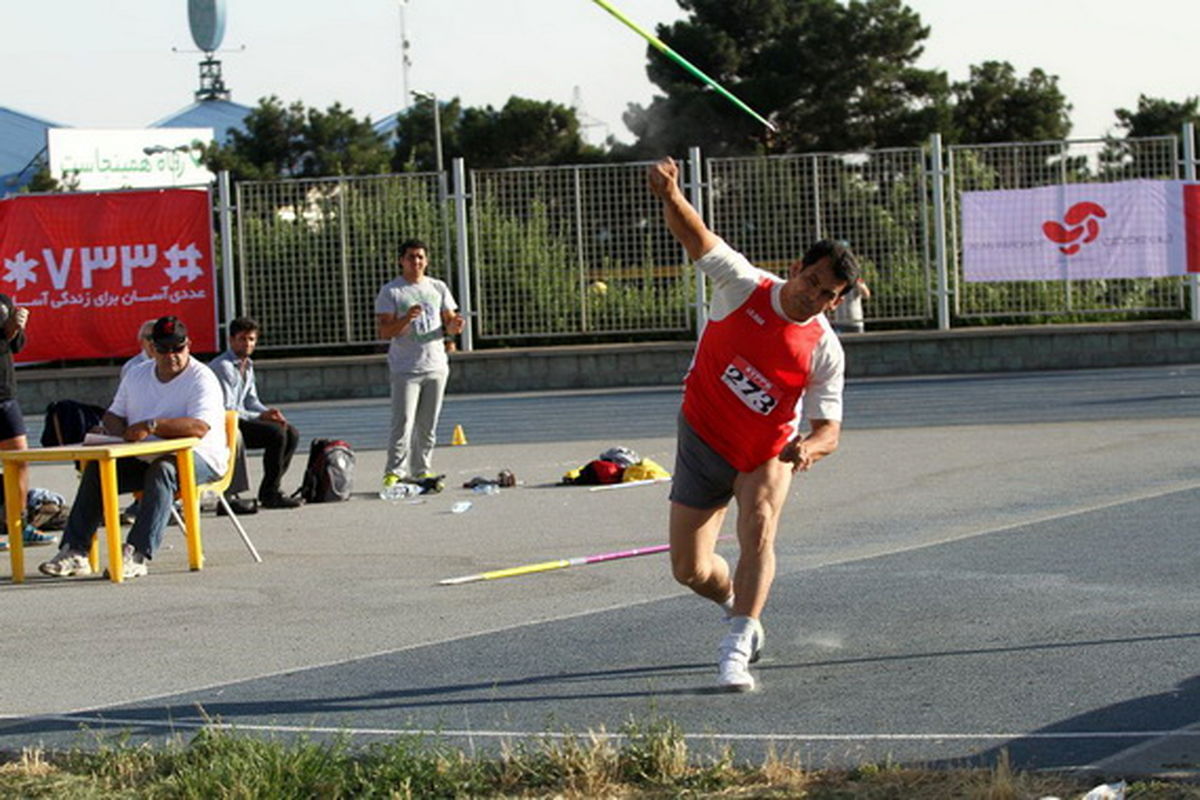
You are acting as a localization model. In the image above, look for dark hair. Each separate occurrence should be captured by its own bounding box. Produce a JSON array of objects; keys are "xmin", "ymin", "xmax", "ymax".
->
[
  {"xmin": 801, "ymin": 239, "xmax": 861, "ymax": 297},
  {"xmin": 399, "ymin": 238, "xmax": 429, "ymax": 259},
  {"xmin": 229, "ymin": 317, "xmax": 260, "ymax": 337}
]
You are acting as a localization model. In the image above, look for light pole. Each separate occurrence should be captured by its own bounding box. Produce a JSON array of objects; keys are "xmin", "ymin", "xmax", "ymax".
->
[
  {"xmin": 410, "ymin": 89, "xmax": 443, "ymax": 176},
  {"xmin": 410, "ymin": 88, "xmax": 451, "ymax": 299}
]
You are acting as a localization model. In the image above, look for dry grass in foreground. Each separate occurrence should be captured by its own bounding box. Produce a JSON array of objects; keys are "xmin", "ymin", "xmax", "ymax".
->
[{"xmin": 1, "ymin": 718, "xmax": 1197, "ymax": 798}]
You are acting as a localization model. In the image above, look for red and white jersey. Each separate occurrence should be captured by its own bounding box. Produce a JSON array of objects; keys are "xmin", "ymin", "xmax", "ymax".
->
[{"xmin": 682, "ymin": 239, "xmax": 844, "ymax": 472}]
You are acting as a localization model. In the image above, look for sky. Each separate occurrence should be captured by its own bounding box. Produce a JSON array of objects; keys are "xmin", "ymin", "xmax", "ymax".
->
[{"xmin": 3, "ymin": 0, "xmax": 1196, "ymax": 146}]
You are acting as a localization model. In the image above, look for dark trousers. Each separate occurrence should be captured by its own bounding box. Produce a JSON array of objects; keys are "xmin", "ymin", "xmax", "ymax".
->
[{"xmin": 236, "ymin": 418, "xmax": 299, "ymax": 501}]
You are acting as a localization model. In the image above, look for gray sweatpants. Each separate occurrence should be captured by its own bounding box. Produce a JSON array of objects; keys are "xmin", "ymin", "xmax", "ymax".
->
[{"xmin": 385, "ymin": 369, "xmax": 449, "ymax": 477}]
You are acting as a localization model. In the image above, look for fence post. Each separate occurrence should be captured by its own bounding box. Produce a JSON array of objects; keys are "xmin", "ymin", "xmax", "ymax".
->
[
  {"xmin": 1184, "ymin": 123, "xmax": 1199, "ymax": 322},
  {"xmin": 574, "ymin": 166, "xmax": 588, "ymax": 333},
  {"xmin": 217, "ymin": 170, "xmax": 235, "ymax": 344},
  {"xmin": 929, "ymin": 133, "xmax": 951, "ymax": 330},
  {"xmin": 337, "ymin": 179, "xmax": 352, "ymax": 343},
  {"xmin": 452, "ymin": 157, "xmax": 474, "ymax": 352},
  {"xmin": 687, "ymin": 146, "xmax": 707, "ymax": 335}
]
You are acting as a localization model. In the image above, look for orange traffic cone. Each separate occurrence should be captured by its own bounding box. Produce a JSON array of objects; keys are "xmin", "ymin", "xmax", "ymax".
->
[{"xmin": 451, "ymin": 424, "xmax": 468, "ymax": 446}]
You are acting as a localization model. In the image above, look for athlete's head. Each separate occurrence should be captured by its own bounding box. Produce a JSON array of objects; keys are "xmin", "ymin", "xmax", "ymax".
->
[
  {"xmin": 800, "ymin": 240, "xmax": 860, "ymax": 297},
  {"xmin": 781, "ymin": 240, "xmax": 860, "ymax": 322}
]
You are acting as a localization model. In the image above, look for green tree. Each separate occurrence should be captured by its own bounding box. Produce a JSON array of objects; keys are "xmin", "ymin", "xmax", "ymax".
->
[
  {"xmin": 461, "ymin": 97, "xmax": 606, "ymax": 168},
  {"xmin": 21, "ymin": 165, "xmax": 62, "ymax": 193},
  {"xmin": 388, "ymin": 97, "xmax": 463, "ymax": 172},
  {"xmin": 202, "ymin": 96, "xmax": 391, "ymax": 181},
  {"xmin": 619, "ymin": 0, "xmax": 950, "ymax": 158},
  {"xmin": 389, "ymin": 96, "xmax": 604, "ymax": 171},
  {"xmin": 1098, "ymin": 95, "xmax": 1198, "ymax": 180},
  {"xmin": 949, "ymin": 61, "xmax": 1072, "ymax": 143},
  {"xmin": 1113, "ymin": 94, "xmax": 1200, "ymax": 137}
]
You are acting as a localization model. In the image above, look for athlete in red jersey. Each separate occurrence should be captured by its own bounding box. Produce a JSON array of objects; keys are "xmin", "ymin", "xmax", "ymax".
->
[{"xmin": 648, "ymin": 157, "xmax": 860, "ymax": 692}]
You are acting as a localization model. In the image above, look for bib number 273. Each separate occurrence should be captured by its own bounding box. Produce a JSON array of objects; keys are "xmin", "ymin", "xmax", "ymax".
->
[{"xmin": 721, "ymin": 356, "xmax": 779, "ymax": 415}]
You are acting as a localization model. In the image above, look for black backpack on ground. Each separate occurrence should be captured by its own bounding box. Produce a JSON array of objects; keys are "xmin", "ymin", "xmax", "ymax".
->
[
  {"xmin": 295, "ymin": 438, "xmax": 355, "ymax": 503},
  {"xmin": 42, "ymin": 400, "xmax": 106, "ymax": 446}
]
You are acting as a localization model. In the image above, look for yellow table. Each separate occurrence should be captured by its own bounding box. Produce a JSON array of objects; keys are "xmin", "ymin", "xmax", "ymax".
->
[{"xmin": 2, "ymin": 437, "xmax": 201, "ymax": 583}]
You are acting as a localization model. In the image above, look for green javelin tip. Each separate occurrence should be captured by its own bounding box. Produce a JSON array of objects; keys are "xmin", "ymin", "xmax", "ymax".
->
[{"xmin": 589, "ymin": 0, "xmax": 777, "ymax": 132}]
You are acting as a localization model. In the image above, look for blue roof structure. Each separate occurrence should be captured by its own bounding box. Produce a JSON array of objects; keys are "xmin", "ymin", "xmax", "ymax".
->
[
  {"xmin": 374, "ymin": 112, "xmax": 398, "ymax": 141},
  {"xmin": 151, "ymin": 98, "xmax": 251, "ymax": 145},
  {"xmin": 0, "ymin": 106, "xmax": 65, "ymax": 195}
]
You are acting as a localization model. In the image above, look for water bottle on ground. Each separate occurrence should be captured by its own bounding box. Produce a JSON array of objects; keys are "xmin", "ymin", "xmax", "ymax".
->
[
  {"xmin": 451, "ymin": 500, "xmax": 473, "ymax": 514},
  {"xmin": 380, "ymin": 481, "xmax": 420, "ymax": 502}
]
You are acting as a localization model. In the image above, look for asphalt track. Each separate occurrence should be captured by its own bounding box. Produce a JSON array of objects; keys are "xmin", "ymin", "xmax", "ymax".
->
[{"xmin": 1, "ymin": 364, "xmax": 1198, "ymax": 776}]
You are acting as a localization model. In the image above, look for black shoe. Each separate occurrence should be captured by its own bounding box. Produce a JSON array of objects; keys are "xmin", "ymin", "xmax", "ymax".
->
[
  {"xmin": 410, "ymin": 474, "xmax": 445, "ymax": 495},
  {"xmin": 219, "ymin": 497, "xmax": 259, "ymax": 516},
  {"xmin": 260, "ymin": 494, "xmax": 303, "ymax": 509}
]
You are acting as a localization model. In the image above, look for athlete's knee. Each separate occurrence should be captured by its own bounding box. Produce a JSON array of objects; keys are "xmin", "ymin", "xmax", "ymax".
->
[{"xmin": 671, "ymin": 552, "xmax": 714, "ymax": 588}]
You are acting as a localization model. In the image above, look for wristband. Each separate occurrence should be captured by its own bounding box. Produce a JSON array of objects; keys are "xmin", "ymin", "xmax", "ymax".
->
[{"xmin": 148, "ymin": 418, "xmax": 158, "ymax": 434}]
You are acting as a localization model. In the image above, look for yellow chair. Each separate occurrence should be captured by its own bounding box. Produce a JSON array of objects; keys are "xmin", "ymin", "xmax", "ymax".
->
[
  {"xmin": 172, "ymin": 410, "xmax": 262, "ymax": 563},
  {"xmin": 90, "ymin": 410, "xmax": 262, "ymax": 569}
]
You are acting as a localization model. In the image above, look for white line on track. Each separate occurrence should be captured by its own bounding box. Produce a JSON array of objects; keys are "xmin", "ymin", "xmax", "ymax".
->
[{"xmin": 12, "ymin": 715, "xmax": 1200, "ymax": 743}]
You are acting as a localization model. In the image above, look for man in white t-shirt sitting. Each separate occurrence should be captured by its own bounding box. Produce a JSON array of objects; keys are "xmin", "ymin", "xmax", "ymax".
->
[{"xmin": 39, "ymin": 316, "xmax": 228, "ymax": 579}]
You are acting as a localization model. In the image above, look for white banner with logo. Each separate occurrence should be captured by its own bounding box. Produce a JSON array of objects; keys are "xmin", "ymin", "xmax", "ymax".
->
[
  {"xmin": 47, "ymin": 128, "xmax": 214, "ymax": 191},
  {"xmin": 961, "ymin": 180, "xmax": 1200, "ymax": 282}
]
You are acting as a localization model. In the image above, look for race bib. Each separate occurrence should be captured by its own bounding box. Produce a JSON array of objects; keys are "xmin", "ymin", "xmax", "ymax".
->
[
  {"xmin": 411, "ymin": 301, "xmax": 438, "ymax": 341},
  {"xmin": 721, "ymin": 356, "xmax": 779, "ymax": 415}
]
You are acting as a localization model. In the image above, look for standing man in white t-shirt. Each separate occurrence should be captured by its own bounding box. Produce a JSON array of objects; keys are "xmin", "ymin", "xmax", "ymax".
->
[
  {"xmin": 649, "ymin": 157, "xmax": 860, "ymax": 692},
  {"xmin": 39, "ymin": 316, "xmax": 228, "ymax": 579},
  {"xmin": 374, "ymin": 239, "xmax": 464, "ymax": 491}
]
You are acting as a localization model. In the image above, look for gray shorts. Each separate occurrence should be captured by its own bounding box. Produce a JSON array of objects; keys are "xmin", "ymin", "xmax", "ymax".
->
[{"xmin": 669, "ymin": 412, "xmax": 737, "ymax": 510}]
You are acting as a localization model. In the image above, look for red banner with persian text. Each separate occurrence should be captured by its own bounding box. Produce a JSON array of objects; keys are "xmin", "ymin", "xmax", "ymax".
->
[{"xmin": 0, "ymin": 189, "xmax": 218, "ymax": 363}]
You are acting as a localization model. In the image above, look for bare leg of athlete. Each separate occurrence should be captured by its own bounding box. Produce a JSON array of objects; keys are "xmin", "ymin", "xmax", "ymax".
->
[
  {"xmin": 669, "ymin": 502, "xmax": 731, "ymax": 605},
  {"xmin": 669, "ymin": 455, "xmax": 794, "ymax": 691},
  {"xmin": 730, "ymin": 455, "xmax": 794, "ymax": 619}
]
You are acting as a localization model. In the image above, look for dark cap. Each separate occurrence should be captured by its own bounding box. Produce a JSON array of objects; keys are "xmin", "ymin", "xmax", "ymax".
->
[{"xmin": 150, "ymin": 316, "xmax": 188, "ymax": 349}]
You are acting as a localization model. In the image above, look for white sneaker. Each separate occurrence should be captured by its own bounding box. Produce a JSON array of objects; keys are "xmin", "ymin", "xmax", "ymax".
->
[
  {"xmin": 718, "ymin": 617, "xmax": 764, "ymax": 692},
  {"xmin": 103, "ymin": 544, "xmax": 148, "ymax": 579},
  {"xmin": 749, "ymin": 621, "xmax": 764, "ymax": 664},
  {"xmin": 39, "ymin": 547, "xmax": 92, "ymax": 578}
]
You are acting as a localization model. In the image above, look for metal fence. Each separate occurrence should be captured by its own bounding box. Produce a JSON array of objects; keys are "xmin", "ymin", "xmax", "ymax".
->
[
  {"xmin": 235, "ymin": 172, "xmax": 450, "ymax": 350},
  {"xmin": 707, "ymin": 147, "xmax": 932, "ymax": 324},
  {"xmin": 229, "ymin": 127, "xmax": 1198, "ymax": 351},
  {"xmin": 468, "ymin": 160, "xmax": 692, "ymax": 340}
]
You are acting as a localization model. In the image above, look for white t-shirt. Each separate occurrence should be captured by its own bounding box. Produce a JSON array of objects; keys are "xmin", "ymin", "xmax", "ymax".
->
[
  {"xmin": 374, "ymin": 275, "xmax": 458, "ymax": 375},
  {"xmin": 833, "ymin": 285, "xmax": 865, "ymax": 326},
  {"xmin": 119, "ymin": 352, "xmax": 152, "ymax": 381},
  {"xmin": 110, "ymin": 359, "xmax": 229, "ymax": 475},
  {"xmin": 695, "ymin": 239, "xmax": 845, "ymax": 423}
]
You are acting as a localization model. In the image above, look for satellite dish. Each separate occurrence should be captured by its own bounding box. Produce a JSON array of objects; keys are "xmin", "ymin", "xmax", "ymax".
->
[{"xmin": 188, "ymin": 0, "xmax": 227, "ymax": 53}]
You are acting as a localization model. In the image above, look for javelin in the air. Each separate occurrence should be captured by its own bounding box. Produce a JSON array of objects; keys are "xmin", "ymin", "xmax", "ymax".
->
[{"xmin": 589, "ymin": 0, "xmax": 777, "ymax": 132}]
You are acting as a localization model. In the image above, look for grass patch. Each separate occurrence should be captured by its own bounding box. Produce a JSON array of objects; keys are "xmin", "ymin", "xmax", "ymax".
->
[{"xmin": 1, "ymin": 720, "xmax": 1197, "ymax": 798}]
